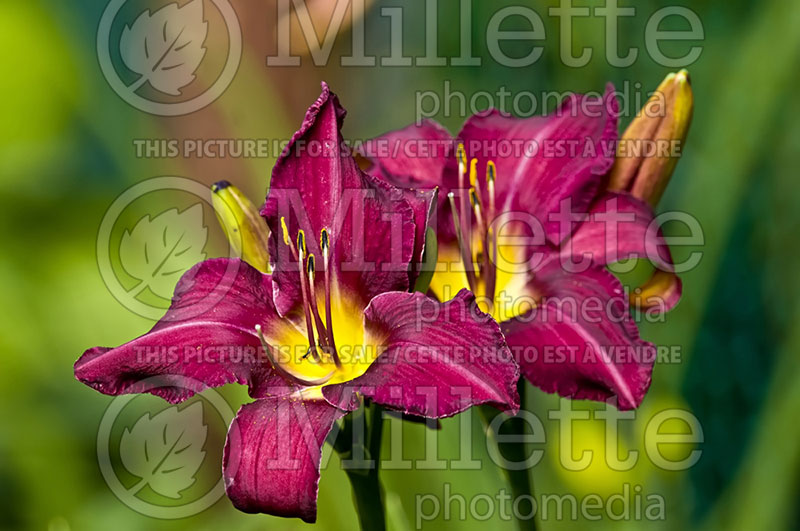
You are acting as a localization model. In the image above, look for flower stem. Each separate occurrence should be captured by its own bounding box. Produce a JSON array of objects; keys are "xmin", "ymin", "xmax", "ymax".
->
[
  {"xmin": 334, "ymin": 403, "xmax": 387, "ymax": 531},
  {"xmin": 479, "ymin": 382, "xmax": 538, "ymax": 531},
  {"xmin": 345, "ymin": 460, "xmax": 386, "ymax": 531}
]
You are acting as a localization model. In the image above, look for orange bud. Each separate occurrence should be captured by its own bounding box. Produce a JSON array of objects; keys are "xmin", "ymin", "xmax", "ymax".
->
[{"xmin": 609, "ymin": 70, "xmax": 694, "ymax": 206}]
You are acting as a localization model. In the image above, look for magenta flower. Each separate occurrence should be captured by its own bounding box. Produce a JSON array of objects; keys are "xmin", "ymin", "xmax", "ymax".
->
[
  {"xmin": 360, "ymin": 82, "xmax": 686, "ymax": 410},
  {"xmin": 75, "ymin": 84, "xmax": 519, "ymax": 522}
]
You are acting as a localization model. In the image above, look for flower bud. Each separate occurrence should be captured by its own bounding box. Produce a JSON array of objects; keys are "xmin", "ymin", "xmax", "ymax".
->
[
  {"xmin": 609, "ymin": 70, "xmax": 694, "ymax": 206},
  {"xmin": 211, "ymin": 180, "xmax": 270, "ymax": 272}
]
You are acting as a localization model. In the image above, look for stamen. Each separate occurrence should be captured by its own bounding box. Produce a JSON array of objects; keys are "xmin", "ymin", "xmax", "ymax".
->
[
  {"xmin": 307, "ymin": 253, "xmax": 315, "ymax": 276},
  {"xmin": 487, "ymin": 161, "xmax": 497, "ymax": 217},
  {"xmin": 320, "ymin": 228, "xmax": 329, "ymax": 256},
  {"xmin": 281, "ymin": 217, "xmax": 291, "ymax": 246},
  {"xmin": 307, "ymin": 254, "xmax": 328, "ymax": 345},
  {"xmin": 456, "ymin": 143, "xmax": 467, "ymax": 171},
  {"xmin": 470, "ymin": 187, "xmax": 486, "ymax": 260},
  {"xmin": 469, "ymin": 157, "xmax": 490, "ymax": 214},
  {"xmin": 456, "ymin": 145, "xmax": 470, "ymax": 255},
  {"xmin": 296, "ymin": 239, "xmax": 321, "ymax": 363},
  {"xmin": 256, "ymin": 325, "xmax": 334, "ymax": 386},
  {"xmin": 469, "ymin": 157, "xmax": 478, "ymax": 188},
  {"xmin": 308, "ymin": 254, "xmax": 341, "ymax": 368},
  {"xmin": 485, "ymin": 161, "xmax": 498, "ymax": 309},
  {"xmin": 471, "ymin": 185, "xmax": 492, "ymax": 306},
  {"xmin": 280, "ymin": 216, "xmax": 299, "ymax": 260},
  {"xmin": 454, "ymin": 146, "xmax": 479, "ymax": 294},
  {"xmin": 448, "ymin": 192, "xmax": 478, "ymax": 292},
  {"xmin": 470, "ymin": 187, "xmax": 483, "ymax": 225},
  {"xmin": 320, "ymin": 228, "xmax": 338, "ymax": 356}
]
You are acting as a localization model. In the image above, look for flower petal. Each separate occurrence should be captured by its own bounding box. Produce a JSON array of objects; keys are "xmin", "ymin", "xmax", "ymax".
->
[
  {"xmin": 223, "ymin": 396, "xmax": 344, "ymax": 522},
  {"xmin": 404, "ymin": 187, "xmax": 438, "ymax": 288},
  {"xmin": 359, "ymin": 119, "xmax": 454, "ymax": 189},
  {"xmin": 633, "ymin": 269, "xmax": 682, "ymax": 313},
  {"xmin": 455, "ymin": 84, "xmax": 619, "ymax": 244},
  {"xmin": 559, "ymin": 191, "xmax": 682, "ymax": 312},
  {"xmin": 503, "ymin": 263, "xmax": 654, "ymax": 410},
  {"xmin": 74, "ymin": 259, "xmax": 291, "ymax": 403},
  {"xmin": 261, "ymin": 82, "xmax": 416, "ymax": 315},
  {"xmin": 561, "ymin": 192, "xmax": 669, "ymax": 268},
  {"xmin": 360, "ymin": 120, "xmax": 459, "ymax": 246},
  {"xmin": 322, "ymin": 290, "xmax": 520, "ymax": 417}
]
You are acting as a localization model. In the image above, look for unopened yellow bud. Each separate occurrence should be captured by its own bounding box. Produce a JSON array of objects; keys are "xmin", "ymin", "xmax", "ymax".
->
[{"xmin": 211, "ymin": 181, "xmax": 270, "ymax": 272}]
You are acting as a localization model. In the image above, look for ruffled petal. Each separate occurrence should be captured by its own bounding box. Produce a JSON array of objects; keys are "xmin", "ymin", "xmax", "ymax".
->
[
  {"xmin": 322, "ymin": 290, "xmax": 519, "ymax": 417},
  {"xmin": 223, "ymin": 396, "xmax": 344, "ymax": 522},
  {"xmin": 455, "ymin": 84, "xmax": 619, "ymax": 244},
  {"xmin": 74, "ymin": 259, "xmax": 290, "ymax": 403},
  {"xmin": 561, "ymin": 192, "xmax": 670, "ymax": 268},
  {"xmin": 261, "ymin": 82, "xmax": 416, "ymax": 316},
  {"xmin": 360, "ymin": 120, "xmax": 458, "ymax": 247},
  {"xmin": 559, "ymin": 191, "xmax": 682, "ymax": 312},
  {"xmin": 359, "ymin": 119, "xmax": 454, "ymax": 189},
  {"xmin": 503, "ymin": 262, "xmax": 654, "ymax": 410}
]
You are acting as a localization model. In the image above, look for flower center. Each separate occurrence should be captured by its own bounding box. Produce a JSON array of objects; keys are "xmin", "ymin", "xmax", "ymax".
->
[
  {"xmin": 445, "ymin": 144, "xmax": 535, "ymax": 322},
  {"xmin": 255, "ymin": 220, "xmax": 380, "ymax": 390}
]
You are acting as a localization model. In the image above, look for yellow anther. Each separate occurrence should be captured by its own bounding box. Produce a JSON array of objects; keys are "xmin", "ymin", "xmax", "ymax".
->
[
  {"xmin": 320, "ymin": 228, "xmax": 329, "ymax": 252},
  {"xmin": 456, "ymin": 143, "xmax": 467, "ymax": 169},
  {"xmin": 487, "ymin": 161, "xmax": 496, "ymax": 183},
  {"xmin": 469, "ymin": 187, "xmax": 479, "ymax": 208},
  {"xmin": 297, "ymin": 230, "xmax": 307, "ymax": 255},
  {"xmin": 469, "ymin": 158, "xmax": 478, "ymax": 188},
  {"xmin": 281, "ymin": 217, "xmax": 291, "ymax": 246}
]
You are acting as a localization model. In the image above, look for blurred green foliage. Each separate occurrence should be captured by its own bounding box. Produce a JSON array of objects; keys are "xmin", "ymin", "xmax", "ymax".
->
[{"xmin": 1, "ymin": 0, "xmax": 799, "ymax": 530}]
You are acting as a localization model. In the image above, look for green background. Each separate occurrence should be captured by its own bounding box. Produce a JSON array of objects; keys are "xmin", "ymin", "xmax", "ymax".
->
[{"xmin": 1, "ymin": 0, "xmax": 799, "ymax": 529}]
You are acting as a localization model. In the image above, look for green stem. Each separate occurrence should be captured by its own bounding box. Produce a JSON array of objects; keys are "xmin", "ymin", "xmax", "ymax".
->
[
  {"xmin": 334, "ymin": 403, "xmax": 387, "ymax": 531},
  {"xmin": 479, "ymin": 382, "xmax": 537, "ymax": 531},
  {"xmin": 346, "ymin": 463, "xmax": 386, "ymax": 531}
]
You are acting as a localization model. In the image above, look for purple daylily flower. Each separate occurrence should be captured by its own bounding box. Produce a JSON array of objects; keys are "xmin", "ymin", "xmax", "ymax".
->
[
  {"xmin": 75, "ymin": 83, "xmax": 519, "ymax": 522},
  {"xmin": 359, "ymin": 83, "xmax": 684, "ymax": 410}
]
